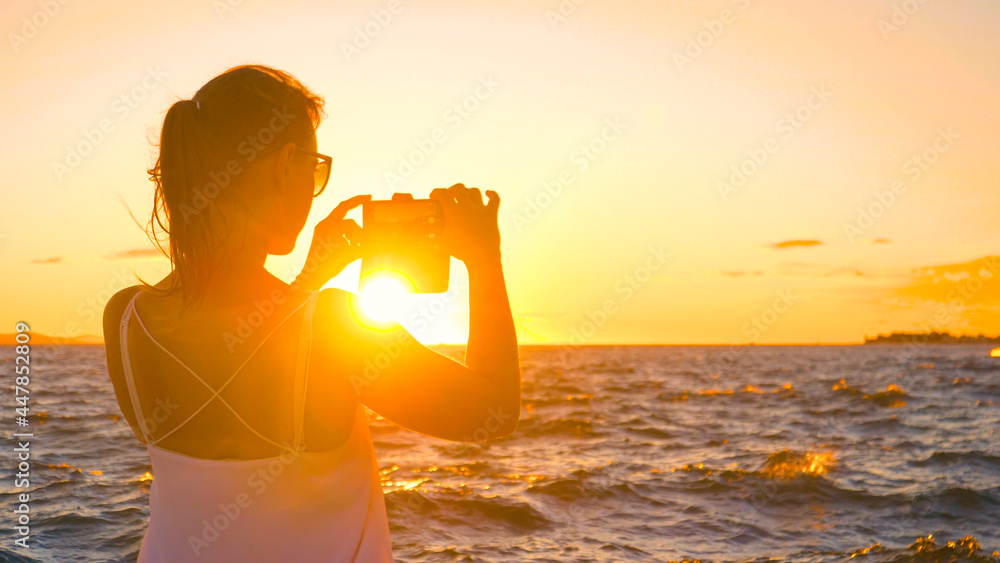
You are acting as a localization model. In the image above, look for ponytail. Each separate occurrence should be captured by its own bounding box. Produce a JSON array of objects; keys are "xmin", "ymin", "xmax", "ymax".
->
[{"xmin": 145, "ymin": 65, "xmax": 325, "ymax": 315}]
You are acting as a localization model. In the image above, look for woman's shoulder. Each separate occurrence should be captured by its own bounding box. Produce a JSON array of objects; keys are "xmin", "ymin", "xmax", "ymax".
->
[
  {"xmin": 314, "ymin": 286, "xmax": 350, "ymax": 308},
  {"xmin": 102, "ymin": 286, "xmax": 144, "ymax": 335},
  {"xmin": 311, "ymin": 287, "xmax": 357, "ymax": 331},
  {"xmin": 310, "ymin": 286, "xmax": 417, "ymax": 361},
  {"xmin": 312, "ymin": 287, "xmax": 382, "ymax": 331},
  {"xmin": 102, "ymin": 277, "xmax": 177, "ymax": 331}
]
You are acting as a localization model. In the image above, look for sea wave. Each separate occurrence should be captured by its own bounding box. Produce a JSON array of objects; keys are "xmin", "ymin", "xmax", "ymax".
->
[{"xmin": 3, "ymin": 344, "xmax": 998, "ymax": 562}]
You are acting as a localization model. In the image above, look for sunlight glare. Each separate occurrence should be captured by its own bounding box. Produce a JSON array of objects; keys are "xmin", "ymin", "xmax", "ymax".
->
[{"xmin": 358, "ymin": 274, "xmax": 412, "ymax": 324}]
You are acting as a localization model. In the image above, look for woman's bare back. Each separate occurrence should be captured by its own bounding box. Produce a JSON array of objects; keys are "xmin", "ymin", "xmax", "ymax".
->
[{"xmin": 104, "ymin": 276, "xmax": 356, "ymax": 460}]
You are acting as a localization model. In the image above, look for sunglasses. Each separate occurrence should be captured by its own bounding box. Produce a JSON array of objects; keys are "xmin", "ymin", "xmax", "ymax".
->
[{"xmin": 295, "ymin": 148, "xmax": 332, "ymax": 198}]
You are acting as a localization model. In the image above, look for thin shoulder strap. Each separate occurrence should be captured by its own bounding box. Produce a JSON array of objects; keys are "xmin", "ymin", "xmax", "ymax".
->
[
  {"xmin": 119, "ymin": 291, "xmax": 152, "ymax": 443},
  {"xmin": 292, "ymin": 290, "xmax": 321, "ymax": 451}
]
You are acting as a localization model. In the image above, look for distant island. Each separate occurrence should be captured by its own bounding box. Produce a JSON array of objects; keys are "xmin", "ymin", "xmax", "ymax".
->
[{"xmin": 864, "ymin": 331, "xmax": 1000, "ymax": 345}]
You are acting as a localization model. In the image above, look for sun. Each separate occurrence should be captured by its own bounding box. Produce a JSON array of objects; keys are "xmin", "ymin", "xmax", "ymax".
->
[
  {"xmin": 357, "ymin": 273, "xmax": 413, "ymax": 325},
  {"xmin": 348, "ymin": 269, "xmax": 469, "ymax": 343}
]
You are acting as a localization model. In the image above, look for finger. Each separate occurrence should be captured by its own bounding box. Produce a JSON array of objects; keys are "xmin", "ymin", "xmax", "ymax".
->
[
  {"xmin": 318, "ymin": 198, "xmax": 368, "ymax": 231},
  {"xmin": 329, "ymin": 194, "xmax": 372, "ymax": 218},
  {"xmin": 310, "ymin": 231, "xmax": 347, "ymax": 253},
  {"xmin": 466, "ymin": 187, "xmax": 483, "ymax": 205},
  {"xmin": 485, "ymin": 190, "xmax": 500, "ymax": 210},
  {"xmin": 342, "ymin": 219, "xmax": 362, "ymax": 240},
  {"xmin": 430, "ymin": 187, "xmax": 457, "ymax": 209}
]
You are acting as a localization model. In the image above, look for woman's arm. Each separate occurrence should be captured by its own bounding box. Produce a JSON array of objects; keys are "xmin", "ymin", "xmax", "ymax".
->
[
  {"xmin": 436, "ymin": 184, "xmax": 520, "ymax": 418},
  {"xmin": 464, "ymin": 250, "xmax": 520, "ymax": 410},
  {"xmin": 311, "ymin": 185, "xmax": 521, "ymax": 441},
  {"xmin": 101, "ymin": 285, "xmax": 149, "ymax": 444},
  {"xmin": 315, "ymin": 286, "xmax": 520, "ymax": 441}
]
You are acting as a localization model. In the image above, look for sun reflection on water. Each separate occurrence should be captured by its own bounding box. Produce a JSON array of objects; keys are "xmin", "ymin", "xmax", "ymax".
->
[{"xmin": 759, "ymin": 450, "xmax": 836, "ymax": 480}]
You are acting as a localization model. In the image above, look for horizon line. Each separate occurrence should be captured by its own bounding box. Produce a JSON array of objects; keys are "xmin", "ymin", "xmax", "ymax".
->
[
  {"xmin": 1, "ymin": 336, "xmax": 988, "ymax": 347},
  {"xmin": 6, "ymin": 333, "xmax": 1000, "ymax": 347}
]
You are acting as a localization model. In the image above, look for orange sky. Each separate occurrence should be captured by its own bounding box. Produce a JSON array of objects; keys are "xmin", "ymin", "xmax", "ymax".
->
[{"xmin": 2, "ymin": 0, "xmax": 1000, "ymax": 344}]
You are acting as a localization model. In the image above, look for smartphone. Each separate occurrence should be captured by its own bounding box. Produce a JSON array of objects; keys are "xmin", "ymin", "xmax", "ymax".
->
[{"xmin": 360, "ymin": 194, "xmax": 450, "ymax": 294}]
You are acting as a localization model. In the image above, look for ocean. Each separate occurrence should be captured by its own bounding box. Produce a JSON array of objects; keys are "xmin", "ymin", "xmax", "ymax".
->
[{"xmin": 1, "ymin": 344, "xmax": 998, "ymax": 562}]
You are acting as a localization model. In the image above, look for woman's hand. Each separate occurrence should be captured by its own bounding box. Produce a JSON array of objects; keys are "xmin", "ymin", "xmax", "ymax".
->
[
  {"xmin": 430, "ymin": 184, "xmax": 501, "ymax": 267},
  {"xmin": 293, "ymin": 194, "xmax": 371, "ymax": 291}
]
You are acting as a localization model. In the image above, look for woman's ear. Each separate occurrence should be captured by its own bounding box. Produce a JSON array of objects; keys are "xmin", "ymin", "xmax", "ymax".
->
[{"xmin": 271, "ymin": 141, "xmax": 298, "ymax": 195}]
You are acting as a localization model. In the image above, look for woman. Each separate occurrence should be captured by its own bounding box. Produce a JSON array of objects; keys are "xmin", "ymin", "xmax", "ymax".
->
[{"xmin": 102, "ymin": 65, "xmax": 521, "ymax": 562}]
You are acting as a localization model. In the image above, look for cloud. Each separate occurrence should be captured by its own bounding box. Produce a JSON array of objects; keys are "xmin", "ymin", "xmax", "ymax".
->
[
  {"xmin": 772, "ymin": 262, "xmax": 866, "ymax": 278},
  {"xmin": 719, "ymin": 270, "xmax": 764, "ymax": 278},
  {"xmin": 906, "ymin": 257, "xmax": 1000, "ymax": 285},
  {"xmin": 824, "ymin": 268, "xmax": 864, "ymax": 277},
  {"xmin": 30, "ymin": 256, "xmax": 63, "ymax": 264},
  {"xmin": 769, "ymin": 240, "xmax": 823, "ymax": 250},
  {"xmin": 105, "ymin": 248, "xmax": 164, "ymax": 260},
  {"xmin": 888, "ymin": 255, "xmax": 1000, "ymax": 333},
  {"xmin": 29, "ymin": 249, "xmax": 165, "ymax": 265}
]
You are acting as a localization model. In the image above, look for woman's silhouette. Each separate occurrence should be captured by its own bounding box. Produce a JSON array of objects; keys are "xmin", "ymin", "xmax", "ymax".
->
[{"xmin": 102, "ymin": 65, "xmax": 521, "ymax": 562}]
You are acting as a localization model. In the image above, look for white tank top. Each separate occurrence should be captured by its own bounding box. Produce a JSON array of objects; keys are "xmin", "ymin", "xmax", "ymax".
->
[{"xmin": 118, "ymin": 290, "xmax": 394, "ymax": 562}]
